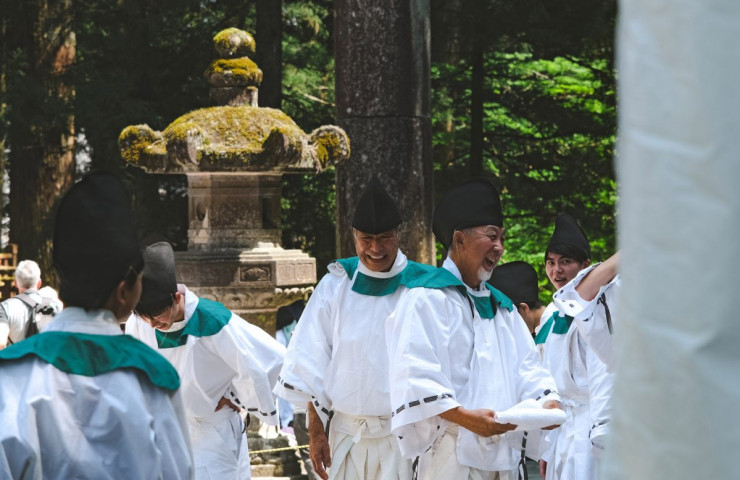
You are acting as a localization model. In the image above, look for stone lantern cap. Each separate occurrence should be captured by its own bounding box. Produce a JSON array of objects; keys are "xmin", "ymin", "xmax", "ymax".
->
[{"xmin": 118, "ymin": 28, "xmax": 350, "ymax": 173}]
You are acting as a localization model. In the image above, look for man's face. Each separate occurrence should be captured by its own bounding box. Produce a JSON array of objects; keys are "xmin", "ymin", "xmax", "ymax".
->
[
  {"xmin": 545, "ymin": 252, "xmax": 589, "ymax": 290},
  {"xmin": 516, "ymin": 304, "xmax": 539, "ymax": 335},
  {"xmin": 455, "ymin": 225, "xmax": 505, "ymax": 287},
  {"xmin": 353, "ymin": 228, "xmax": 400, "ymax": 272},
  {"xmin": 142, "ymin": 296, "xmax": 180, "ymax": 331}
]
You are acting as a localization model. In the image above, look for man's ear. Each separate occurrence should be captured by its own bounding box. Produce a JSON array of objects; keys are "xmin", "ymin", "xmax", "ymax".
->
[
  {"xmin": 36, "ymin": 279, "xmax": 43, "ymax": 290},
  {"xmin": 517, "ymin": 302, "xmax": 530, "ymax": 315},
  {"xmin": 453, "ymin": 230, "xmax": 465, "ymax": 250},
  {"xmin": 112, "ymin": 279, "xmax": 128, "ymax": 305}
]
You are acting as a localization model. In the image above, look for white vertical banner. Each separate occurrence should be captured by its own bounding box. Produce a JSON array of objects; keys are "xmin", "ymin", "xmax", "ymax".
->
[{"xmin": 607, "ymin": 0, "xmax": 740, "ymax": 478}]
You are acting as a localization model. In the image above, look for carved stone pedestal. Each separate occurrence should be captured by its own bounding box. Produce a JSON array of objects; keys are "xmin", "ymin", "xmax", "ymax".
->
[{"xmin": 175, "ymin": 173, "xmax": 316, "ymax": 333}]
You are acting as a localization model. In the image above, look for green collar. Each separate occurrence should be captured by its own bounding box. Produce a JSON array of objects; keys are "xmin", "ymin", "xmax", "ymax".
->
[
  {"xmin": 534, "ymin": 310, "xmax": 574, "ymax": 344},
  {"xmin": 333, "ymin": 257, "xmax": 436, "ymax": 297},
  {"xmin": 0, "ymin": 331, "xmax": 180, "ymax": 391},
  {"xmin": 155, "ymin": 298, "xmax": 231, "ymax": 349},
  {"xmin": 404, "ymin": 266, "xmax": 514, "ymax": 319}
]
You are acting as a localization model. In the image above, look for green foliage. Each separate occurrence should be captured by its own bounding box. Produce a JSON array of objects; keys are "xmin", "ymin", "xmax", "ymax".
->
[
  {"xmin": 281, "ymin": 172, "xmax": 337, "ymax": 273},
  {"xmin": 279, "ymin": 0, "xmax": 337, "ymax": 273},
  {"xmin": 431, "ymin": 0, "xmax": 617, "ymax": 300}
]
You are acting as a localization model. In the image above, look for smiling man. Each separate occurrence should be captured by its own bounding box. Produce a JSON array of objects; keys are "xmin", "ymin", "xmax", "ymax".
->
[
  {"xmin": 126, "ymin": 240, "xmax": 285, "ymax": 480},
  {"xmin": 274, "ymin": 177, "xmax": 433, "ymax": 480},
  {"xmin": 534, "ymin": 214, "xmax": 613, "ymax": 480},
  {"xmin": 387, "ymin": 178, "xmax": 560, "ymax": 480}
]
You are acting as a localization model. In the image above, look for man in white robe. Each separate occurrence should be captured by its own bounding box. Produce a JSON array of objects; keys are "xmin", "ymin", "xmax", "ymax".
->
[
  {"xmin": 0, "ymin": 171, "xmax": 193, "ymax": 479},
  {"xmin": 535, "ymin": 216, "xmax": 613, "ymax": 480},
  {"xmin": 553, "ymin": 252, "xmax": 619, "ymax": 371},
  {"xmin": 274, "ymin": 177, "xmax": 432, "ymax": 480},
  {"xmin": 126, "ymin": 240, "xmax": 285, "ymax": 480},
  {"xmin": 489, "ymin": 260, "xmax": 551, "ymax": 469},
  {"xmin": 388, "ymin": 178, "xmax": 561, "ymax": 480}
]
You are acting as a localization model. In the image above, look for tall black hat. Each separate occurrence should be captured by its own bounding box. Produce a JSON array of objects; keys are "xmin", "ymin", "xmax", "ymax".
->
[
  {"xmin": 433, "ymin": 178, "xmax": 503, "ymax": 250},
  {"xmin": 53, "ymin": 171, "xmax": 142, "ymax": 307},
  {"xmin": 489, "ymin": 261, "xmax": 540, "ymax": 305},
  {"xmin": 546, "ymin": 213, "xmax": 591, "ymax": 262},
  {"xmin": 351, "ymin": 177, "xmax": 402, "ymax": 234},
  {"xmin": 138, "ymin": 240, "xmax": 178, "ymax": 307},
  {"xmin": 276, "ymin": 299, "xmax": 306, "ymax": 330}
]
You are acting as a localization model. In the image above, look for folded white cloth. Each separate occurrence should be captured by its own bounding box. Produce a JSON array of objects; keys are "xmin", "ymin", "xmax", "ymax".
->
[{"xmin": 494, "ymin": 399, "xmax": 566, "ymax": 431}]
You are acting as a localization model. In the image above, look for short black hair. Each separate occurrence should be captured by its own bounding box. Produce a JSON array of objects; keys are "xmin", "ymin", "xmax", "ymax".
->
[
  {"xmin": 545, "ymin": 243, "xmax": 589, "ymax": 264},
  {"xmin": 521, "ymin": 299, "xmax": 543, "ymax": 310},
  {"xmin": 134, "ymin": 293, "xmax": 176, "ymax": 319}
]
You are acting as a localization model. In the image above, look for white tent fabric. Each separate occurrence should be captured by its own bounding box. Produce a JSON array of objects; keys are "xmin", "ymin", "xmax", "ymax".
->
[{"xmin": 606, "ymin": 0, "xmax": 740, "ymax": 478}]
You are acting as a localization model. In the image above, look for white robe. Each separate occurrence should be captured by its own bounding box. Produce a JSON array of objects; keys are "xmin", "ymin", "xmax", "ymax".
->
[
  {"xmin": 0, "ymin": 307, "xmax": 194, "ymax": 480},
  {"xmin": 274, "ymin": 250, "xmax": 415, "ymax": 480},
  {"xmin": 538, "ymin": 309, "xmax": 613, "ymax": 480},
  {"xmin": 126, "ymin": 286, "xmax": 285, "ymax": 480},
  {"xmin": 387, "ymin": 258, "xmax": 559, "ymax": 477},
  {"xmin": 553, "ymin": 265, "xmax": 620, "ymax": 371}
]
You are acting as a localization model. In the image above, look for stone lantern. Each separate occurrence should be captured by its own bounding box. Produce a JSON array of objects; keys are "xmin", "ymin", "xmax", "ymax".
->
[{"xmin": 119, "ymin": 28, "xmax": 350, "ymax": 333}]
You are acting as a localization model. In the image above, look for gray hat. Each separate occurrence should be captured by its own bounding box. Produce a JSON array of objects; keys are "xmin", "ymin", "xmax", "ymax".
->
[{"xmin": 138, "ymin": 241, "xmax": 177, "ymax": 307}]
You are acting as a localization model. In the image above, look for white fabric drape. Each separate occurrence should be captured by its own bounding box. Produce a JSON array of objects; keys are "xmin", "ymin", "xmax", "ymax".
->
[{"xmin": 607, "ymin": 0, "xmax": 740, "ymax": 477}]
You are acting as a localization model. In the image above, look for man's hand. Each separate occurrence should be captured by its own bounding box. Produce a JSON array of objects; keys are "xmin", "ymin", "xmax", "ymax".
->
[
  {"xmin": 539, "ymin": 459, "xmax": 547, "ymax": 478},
  {"xmin": 440, "ymin": 407, "xmax": 516, "ymax": 437},
  {"xmin": 214, "ymin": 396, "xmax": 240, "ymax": 413},
  {"xmin": 541, "ymin": 399, "xmax": 564, "ymax": 430},
  {"xmin": 308, "ymin": 403, "xmax": 331, "ymax": 480}
]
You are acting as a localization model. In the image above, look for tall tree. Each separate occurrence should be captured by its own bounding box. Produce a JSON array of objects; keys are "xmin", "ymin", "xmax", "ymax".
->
[
  {"xmin": 256, "ymin": 0, "xmax": 283, "ymax": 108},
  {"xmin": 334, "ymin": 0, "xmax": 435, "ymax": 264},
  {"xmin": 2, "ymin": 0, "xmax": 76, "ymax": 283}
]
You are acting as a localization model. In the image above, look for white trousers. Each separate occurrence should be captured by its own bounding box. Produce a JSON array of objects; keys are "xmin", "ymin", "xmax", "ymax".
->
[
  {"xmin": 420, "ymin": 427, "xmax": 513, "ymax": 480},
  {"xmin": 190, "ymin": 409, "xmax": 250, "ymax": 480},
  {"xmin": 327, "ymin": 411, "xmax": 412, "ymax": 480}
]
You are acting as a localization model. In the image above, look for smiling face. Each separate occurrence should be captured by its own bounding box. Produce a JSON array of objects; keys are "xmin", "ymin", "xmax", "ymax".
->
[
  {"xmin": 354, "ymin": 228, "xmax": 400, "ymax": 272},
  {"xmin": 140, "ymin": 292, "xmax": 183, "ymax": 331},
  {"xmin": 545, "ymin": 252, "xmax": 589, "ymax": 290},
  {"xmin": 452, "ymin": 225, "xmax": 506, "ymax": 289}
]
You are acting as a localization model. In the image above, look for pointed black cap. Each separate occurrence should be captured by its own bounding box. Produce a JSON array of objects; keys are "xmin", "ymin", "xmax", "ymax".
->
[
  {"xmin": 138, "ymin": 240, "xmax": 178, "ymax": 307},
  {"xmin": 53, "ymin": 171, "xmax": 143, "ymax": 307},
  {"xmin": 490, "ymin": 261, "xmax": 540, "ymax": 305},
  {"xmin": 546, "ymin": 213, "xmax": 591, "ymax": 262},
  {"xmin": 351, "ymin": 177, "xmax": 402, "ymax": 234},
  {"xmin": 433, "ymin": 178, "xmax": 503, "ymax": 250},
  {"xmin": 276, "ymin": 299, "xmax": 305, "ymax": 330}
]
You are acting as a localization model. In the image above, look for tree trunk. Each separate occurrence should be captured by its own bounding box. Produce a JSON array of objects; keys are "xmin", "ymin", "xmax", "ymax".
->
[
  {"xmin": 470, "ymin": 24, "xmax": 484, "ymax": 177},
  {"xmin": 335, "ymin": 0, "xmax": 435, "ymax": 264},
  {"xmin": 5, "ymin": 0, "xmax": 76, "ymax": 286},
  {"xmin": 256, "ymin": 0, "xmax": 283, "ymax": 109}
]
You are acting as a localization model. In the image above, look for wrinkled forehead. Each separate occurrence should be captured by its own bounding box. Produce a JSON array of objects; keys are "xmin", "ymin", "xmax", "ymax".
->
[{"xmin": 468, "ymin": 225, "xmax": 505, "ymax": 235}]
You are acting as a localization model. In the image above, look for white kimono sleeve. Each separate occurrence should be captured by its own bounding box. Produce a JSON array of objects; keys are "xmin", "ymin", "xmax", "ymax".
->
[
  {"xmin": 507, "ymin": 309, "xmax": 560, "ymax": 405},
  {"xmin": 205, "ymin": 315, "xmax": 286, "ymax": 425},
  {"xmin": 554, "ymin": 266, "xmax": 621, "ymax": 370},
  {"xmin": 586, "ymin": 344, "xmax": 613, "ymax": 456},
  {"xmin": 273, "ymin": 272, "xmax": 340, "ymax": 427},
  {"xmin": 387, "ymin": 288, "xmax": 460, "ymax": 459}
]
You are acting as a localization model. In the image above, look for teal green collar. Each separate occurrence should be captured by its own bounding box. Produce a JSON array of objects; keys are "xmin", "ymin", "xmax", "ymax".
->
[
  {"xmin": 155, "ymin": 298, "xmax": 231, "ymax": 349},
  {"xmin": 333, "ymin": 257, "xmax": 435, "ymax": 297},
  {"xmin": 0, "ymin": 331, "xmax": 180, "ymax": 391},
  {"xmin": 404, "ymin": 266, "xmax": 513, "ymax": 319},
  {"xmin": 534, "ymin": 310, "xmax": 573, "ymax": 344}
]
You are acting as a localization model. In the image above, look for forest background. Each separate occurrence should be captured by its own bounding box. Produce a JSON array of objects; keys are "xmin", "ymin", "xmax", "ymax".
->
[{"xmin": 0, "ymin": 0, "xmax": 616, "ymax": 302}]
